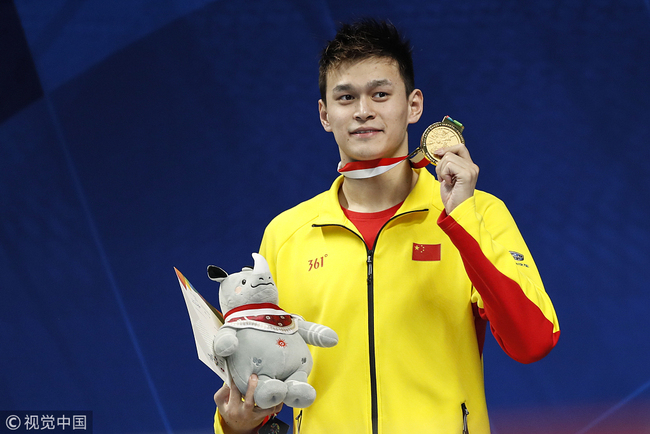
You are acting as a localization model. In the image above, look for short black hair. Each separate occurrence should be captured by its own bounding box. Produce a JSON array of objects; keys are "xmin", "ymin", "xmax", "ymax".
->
[{"xmin": 318, "ymin": 19, "xmax": 415, "ymax": 103}]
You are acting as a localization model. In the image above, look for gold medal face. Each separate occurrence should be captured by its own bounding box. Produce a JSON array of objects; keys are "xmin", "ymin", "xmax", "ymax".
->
[{"xmin": 420, "ymin": 122, "xmax": 465, "ymax": 165}]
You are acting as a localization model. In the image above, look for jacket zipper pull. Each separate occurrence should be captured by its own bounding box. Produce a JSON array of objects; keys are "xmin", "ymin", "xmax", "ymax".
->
[
  {"xmin": 461, "ymin": 402, "xmax": 469, "ymax": 434},
  {"xmin": 294, "ymin": 410, "xmax": 303, "ymax": 434}
]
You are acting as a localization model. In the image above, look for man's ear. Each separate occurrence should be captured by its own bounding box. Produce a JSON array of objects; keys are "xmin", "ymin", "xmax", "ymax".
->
[
  {"xmin": 407, "ymin": 89, "xmax": 424, "ymax": 125},
  {"xmin": 318, "ymin": 99, "xmax": 332, "ymax": 132}
]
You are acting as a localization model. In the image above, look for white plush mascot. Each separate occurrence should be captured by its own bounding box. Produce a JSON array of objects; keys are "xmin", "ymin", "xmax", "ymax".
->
[{"xmin": 208, "ymin": 253, "xmax": 338, "ymax": 409}]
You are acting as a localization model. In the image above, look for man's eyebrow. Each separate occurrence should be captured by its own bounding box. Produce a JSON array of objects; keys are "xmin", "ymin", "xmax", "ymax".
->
[
  {"xmin": 367, "ymin": 79, "xmax": 392, "ymax": 88},
  {"xmin": 332, "ymin": 83, "xmax": 353, "ymax": 93},
  {"xmin": 332, "ymin": 79, "xmax": 393, "ymax": 93}
]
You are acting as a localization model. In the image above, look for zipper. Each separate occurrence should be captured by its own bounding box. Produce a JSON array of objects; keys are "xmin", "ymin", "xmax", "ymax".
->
[
  {"xmin": 366, "ymin": 250, "xmax": 378, "ymax": 434},
  {"xmin": 313, "ymin": 208, "xmax": 428, "ymax": 434},
  {"xmin": 461, "ymin": 402, "xmax": 469, "ymax": 434},
  {"xmin": 295, "ymin": 410, "xmax": 303, "ymax": 434}
]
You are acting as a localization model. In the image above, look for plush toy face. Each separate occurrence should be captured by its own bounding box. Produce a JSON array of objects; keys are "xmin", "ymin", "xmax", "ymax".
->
[{"xmin": 208, "ymin": 253, "xmax": 279, "ymax": 313}]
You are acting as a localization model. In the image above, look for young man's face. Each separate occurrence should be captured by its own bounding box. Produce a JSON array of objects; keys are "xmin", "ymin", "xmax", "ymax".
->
[{"xmin": 318, "ymin": 57, "xmax": 423, "ymax": 165}]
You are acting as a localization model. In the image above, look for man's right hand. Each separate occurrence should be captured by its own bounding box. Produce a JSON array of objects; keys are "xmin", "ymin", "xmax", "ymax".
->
[{"xmin": 214, "ymin": 374, "xmax": 284, "ymax": 434}]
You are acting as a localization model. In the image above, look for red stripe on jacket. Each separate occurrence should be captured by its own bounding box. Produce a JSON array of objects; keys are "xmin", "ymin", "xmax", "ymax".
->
[{"xmin": 438, "ymin": 211, "xmax": 560, "ymax": 364}]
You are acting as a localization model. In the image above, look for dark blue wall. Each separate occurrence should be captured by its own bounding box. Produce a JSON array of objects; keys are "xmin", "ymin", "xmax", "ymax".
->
[{"xmin": 2, "ymin": 1, "xmax": 649, "ymax": 433}]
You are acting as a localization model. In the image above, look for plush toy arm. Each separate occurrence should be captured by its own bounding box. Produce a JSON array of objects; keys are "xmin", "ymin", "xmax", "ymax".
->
[
  {"xmin": 213, "ymin": 327, "xmax": 238, "ymax": 357},
  {"xmin": 295, "ymin": 319, "xmax": 338, "ymax": 348}
]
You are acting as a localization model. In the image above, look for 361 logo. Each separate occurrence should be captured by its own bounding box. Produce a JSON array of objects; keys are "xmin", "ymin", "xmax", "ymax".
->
[{"xmin": 307, "ymin": 254, "xmax": 327, "ymax": 271}]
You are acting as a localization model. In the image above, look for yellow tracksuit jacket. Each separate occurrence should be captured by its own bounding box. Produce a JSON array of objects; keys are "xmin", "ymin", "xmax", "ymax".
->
[{"xmin": 214, "ymin": 168, "xmax": 559, "ymax": 434}]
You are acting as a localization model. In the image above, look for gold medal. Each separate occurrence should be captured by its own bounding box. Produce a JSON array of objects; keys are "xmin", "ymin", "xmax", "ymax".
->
[{"xmin": 417, "ymin": 116, "xmax": 465, "ymax": 166}]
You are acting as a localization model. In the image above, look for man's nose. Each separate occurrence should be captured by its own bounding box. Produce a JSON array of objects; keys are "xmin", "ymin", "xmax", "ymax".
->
[{"xmin": 354, "ymin": 97, "xmax": 376, "ymax": 120}]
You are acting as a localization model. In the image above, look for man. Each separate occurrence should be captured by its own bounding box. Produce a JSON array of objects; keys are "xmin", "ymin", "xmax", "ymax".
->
[{"xmin": 213, "ymin": 19, "xmax": 560, "ymax": 434}]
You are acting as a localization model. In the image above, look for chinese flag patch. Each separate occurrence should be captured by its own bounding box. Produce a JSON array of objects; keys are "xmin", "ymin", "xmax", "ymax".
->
[{"xmin": 412, "ymin": 243, "xmax": 441, "ymax": 261}]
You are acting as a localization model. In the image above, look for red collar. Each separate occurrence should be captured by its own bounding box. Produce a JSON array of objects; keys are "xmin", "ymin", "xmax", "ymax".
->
[{"xmin": 224, "ymin": 303, "xmax": 282, "ymax": 320}]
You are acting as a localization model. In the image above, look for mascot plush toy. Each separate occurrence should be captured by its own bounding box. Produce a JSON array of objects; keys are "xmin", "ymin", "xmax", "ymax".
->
[{"xmin": 207, "ymin": 253, "xmax": 338, "ymax": 409}]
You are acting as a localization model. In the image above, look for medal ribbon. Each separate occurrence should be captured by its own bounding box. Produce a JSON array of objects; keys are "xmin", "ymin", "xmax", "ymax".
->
[{"xmin": 337, "ymin": 150, "xmax": 429, "ymax": 179}]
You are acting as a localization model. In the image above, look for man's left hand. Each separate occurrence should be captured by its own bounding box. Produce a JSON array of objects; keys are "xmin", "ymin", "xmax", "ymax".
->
[{"xmin": 434, "ymin": 143, "xmax": 479, "ymax": 214}]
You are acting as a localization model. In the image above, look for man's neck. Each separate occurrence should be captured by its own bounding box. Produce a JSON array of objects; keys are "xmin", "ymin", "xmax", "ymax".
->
[{"xmin": 339, "ymin": 161, "xmax": 418, "ymax": 213}]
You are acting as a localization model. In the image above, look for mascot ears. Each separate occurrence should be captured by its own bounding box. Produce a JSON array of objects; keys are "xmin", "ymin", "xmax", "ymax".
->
[
  {"xmin": 207, "ymin": 253, "xmax": 269, "ymax": 282},
  {"xmin": 208, "ymin": 253, "xmax": 271, "ymax": 282},
  {"xmin": 207, "ymin": 265, "xmax": 228, "ymax": 282}
]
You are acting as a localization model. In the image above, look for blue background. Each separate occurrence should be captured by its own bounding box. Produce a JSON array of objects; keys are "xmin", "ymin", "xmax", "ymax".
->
[{"xmin": 1, "ymin": 1, "xmax": 650, "ymax": 433}]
